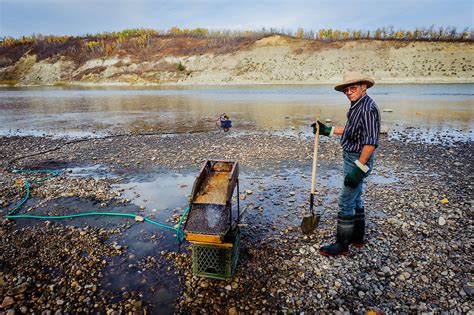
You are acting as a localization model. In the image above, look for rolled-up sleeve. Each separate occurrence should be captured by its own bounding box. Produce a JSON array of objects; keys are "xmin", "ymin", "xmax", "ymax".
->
[{"xmin": 361, "ymin": 108, "xmax": 380, "ymax": 147}]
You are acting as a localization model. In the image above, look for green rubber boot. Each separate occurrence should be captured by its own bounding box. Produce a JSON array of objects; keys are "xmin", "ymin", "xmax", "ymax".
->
[{"xmin": 320, "ymin": 214, "xmax": 354, "ymax": 257}]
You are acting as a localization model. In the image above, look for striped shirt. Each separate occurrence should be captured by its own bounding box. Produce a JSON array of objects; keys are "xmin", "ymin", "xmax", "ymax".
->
[{"xmin": 340, "ymin": 94, "xmax": 381, "ymax": 153}]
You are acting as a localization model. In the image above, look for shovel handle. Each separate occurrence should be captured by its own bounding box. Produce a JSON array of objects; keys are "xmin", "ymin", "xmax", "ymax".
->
[{"xmin": 311, "ymin": 123, "xmax": 319, "ymax": 194}]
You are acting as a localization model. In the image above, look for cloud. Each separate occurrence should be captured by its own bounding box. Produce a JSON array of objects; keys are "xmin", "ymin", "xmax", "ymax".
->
[{"xmin": 1, "ymin": 0, "xmax": 472, "ymax": 37}]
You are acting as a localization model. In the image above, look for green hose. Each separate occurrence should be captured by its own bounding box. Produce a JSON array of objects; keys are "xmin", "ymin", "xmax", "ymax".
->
[{"xmin": 4, "ymin": 169, "xmax": 189, "ymax": 243}]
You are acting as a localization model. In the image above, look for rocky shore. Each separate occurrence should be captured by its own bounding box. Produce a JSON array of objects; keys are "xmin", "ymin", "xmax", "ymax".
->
[{"xmin": 0, "ymin": 130, "xmax": 472, "ymax": 313}]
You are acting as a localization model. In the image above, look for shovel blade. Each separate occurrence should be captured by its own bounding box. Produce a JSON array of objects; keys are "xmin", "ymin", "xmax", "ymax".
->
[{"xmin": 301, "ymin": 214, "xmax": 321, "ymax": 234}]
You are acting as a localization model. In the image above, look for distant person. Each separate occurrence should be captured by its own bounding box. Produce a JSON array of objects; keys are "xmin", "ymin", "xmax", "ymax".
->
[{"xmin": 312, "ymin": 71, "xmax": 381, "ymax": 257}]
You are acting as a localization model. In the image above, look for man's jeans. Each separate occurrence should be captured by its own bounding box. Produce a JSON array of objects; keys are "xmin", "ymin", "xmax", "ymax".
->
[{"xmin": 338, "ymin": 151, "xmax": 374, "ymax": 216}]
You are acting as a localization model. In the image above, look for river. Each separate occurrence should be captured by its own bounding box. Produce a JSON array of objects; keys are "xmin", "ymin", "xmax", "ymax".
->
[{"xmin": 0, "ymin": 84, "xmax": 472, "ymax": 142}]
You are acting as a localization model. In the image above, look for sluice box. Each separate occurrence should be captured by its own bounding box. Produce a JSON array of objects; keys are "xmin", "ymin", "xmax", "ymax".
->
[
  {"xmin": 184, "ymin": 160, "xmax": 240, "ymax": 244},
  {"xmin": 184, "ymin": 160, "xmax": 241, "ymax": 279}
]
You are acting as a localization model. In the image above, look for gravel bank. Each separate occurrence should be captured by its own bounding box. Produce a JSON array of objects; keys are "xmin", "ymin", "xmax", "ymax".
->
[{"xmin": 0, "ymin": 131, "xmax": 472, "ymax": 313}]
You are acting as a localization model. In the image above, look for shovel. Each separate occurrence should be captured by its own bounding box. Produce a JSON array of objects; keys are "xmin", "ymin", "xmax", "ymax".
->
[{"xmin": 301, "ymin": 122, "xmax": 321, "ymax": 234}]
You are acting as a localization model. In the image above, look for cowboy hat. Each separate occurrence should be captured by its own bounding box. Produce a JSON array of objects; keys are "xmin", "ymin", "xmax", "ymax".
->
[{"xmin": 334, "ymin": 71, "xmax": 375, "ymax": 92}]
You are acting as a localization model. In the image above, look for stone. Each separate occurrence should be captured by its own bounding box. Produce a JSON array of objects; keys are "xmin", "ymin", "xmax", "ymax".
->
[
  {"xmin": 463, "ymin": 284, "xmax": 474, "ymax": 297},
  {"xmin": 1, "ymin": 296, "xmax": 15, "ymax": 309},
  {"xmin": 438, "ymin": 216, "xmax": 446, "ymax": 226},
  {"xmin": 398, "ymin": 272, "xmax": 411, "ymax": 281}
]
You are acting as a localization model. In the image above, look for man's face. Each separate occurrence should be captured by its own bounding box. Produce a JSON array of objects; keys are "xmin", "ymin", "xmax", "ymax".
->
[{"xmin": 343, "ymin": 84, "xmax": 367, "ymax": 102}]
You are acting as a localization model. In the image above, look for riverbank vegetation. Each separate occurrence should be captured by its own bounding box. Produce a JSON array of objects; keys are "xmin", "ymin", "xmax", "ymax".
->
[
  {"xmin": 1, "ymin": 26, "xmax": 472, "ymax": 66},
  {"xmin": 2, "ymin": 25, "xmax": 473, "ymax": 46}
]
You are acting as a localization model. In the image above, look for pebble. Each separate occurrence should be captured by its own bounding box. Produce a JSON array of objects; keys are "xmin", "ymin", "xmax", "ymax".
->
[
  {"xmin": 438, "ymin": 216, "xmax": 446, "ymax": 226},
  {"xmin": 1, "ymin": 297, "xmax": 15, "ymax": 308},
  {"xmin": 398, "ymin": 272, "xmax": 411, "ymax": 281}
]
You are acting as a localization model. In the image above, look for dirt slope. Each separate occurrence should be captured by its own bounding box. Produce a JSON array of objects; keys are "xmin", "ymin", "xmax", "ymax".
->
[{"xmin": 0, "ymin": 35, "xmax": 472, "ymax": 86}]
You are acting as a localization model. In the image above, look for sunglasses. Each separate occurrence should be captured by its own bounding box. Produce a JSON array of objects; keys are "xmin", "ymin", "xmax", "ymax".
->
[{"xmin": 343, "ymin": 85, "xmax": 360, "ymax": 94}]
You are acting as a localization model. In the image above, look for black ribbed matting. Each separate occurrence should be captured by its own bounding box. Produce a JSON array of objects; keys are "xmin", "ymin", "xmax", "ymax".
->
[{"xmin": 185, "ymin": 203, "xmax": 231, "ymax": 236}]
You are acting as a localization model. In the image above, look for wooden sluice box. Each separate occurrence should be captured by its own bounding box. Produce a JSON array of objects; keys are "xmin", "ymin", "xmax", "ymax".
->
[
  {"xmin": 183, "ymin": 160, "xmax": 241, "ymax": 279},
  {"xmin": 184, "ymin": 160, "xmax": 240, "ymax": 243}
]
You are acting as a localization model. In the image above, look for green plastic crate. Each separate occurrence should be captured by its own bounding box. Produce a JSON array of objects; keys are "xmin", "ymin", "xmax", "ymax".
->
[{"xmin": 191, "ymin": 228, "xmax": 240, "ymax": 280}]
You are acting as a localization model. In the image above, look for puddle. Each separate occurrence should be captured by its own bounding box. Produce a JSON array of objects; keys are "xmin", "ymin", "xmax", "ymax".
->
[
  {"xmin": 67, "ymin": 164, "xmax": 112, "ymax": 179},
  {"xmin": 236, "ymin": 166, "xmax": 341, "ymax": 235},
  {"xmin": 113, "ymin": 172, "xmax": 195, "ymax": 215}
]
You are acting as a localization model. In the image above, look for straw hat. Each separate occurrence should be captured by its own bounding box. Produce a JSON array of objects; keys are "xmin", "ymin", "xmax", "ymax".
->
[{"xmin": 334, "ymin": 71, "xmax": 375, "ymax": 92}]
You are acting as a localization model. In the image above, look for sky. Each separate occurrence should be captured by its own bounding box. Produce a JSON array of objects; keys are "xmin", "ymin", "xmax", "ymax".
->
[{"xmin": 0, "ymin": 0, "xmax": 473, "ymax": 37}]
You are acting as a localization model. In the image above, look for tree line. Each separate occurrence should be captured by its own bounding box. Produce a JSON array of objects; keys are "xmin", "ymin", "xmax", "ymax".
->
[{"xmin": 1, "ymin": 25, "xmax": 472, "ymax": 48}]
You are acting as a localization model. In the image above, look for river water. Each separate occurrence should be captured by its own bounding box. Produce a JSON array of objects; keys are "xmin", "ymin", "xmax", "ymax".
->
[{"xmin": 0, "ymin": 84, "xmax": 472, "ymax": 141}]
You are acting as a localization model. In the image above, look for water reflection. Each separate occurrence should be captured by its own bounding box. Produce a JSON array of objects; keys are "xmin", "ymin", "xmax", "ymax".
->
[{"xmin": 115, "ymin": 172, "xmax": 194, "ymax": 215}]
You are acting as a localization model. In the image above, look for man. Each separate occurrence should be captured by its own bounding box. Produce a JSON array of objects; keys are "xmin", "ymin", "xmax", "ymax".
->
[{"xmin": 312, "ymin": 71, "xmax": 380, "ymax": 257}]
